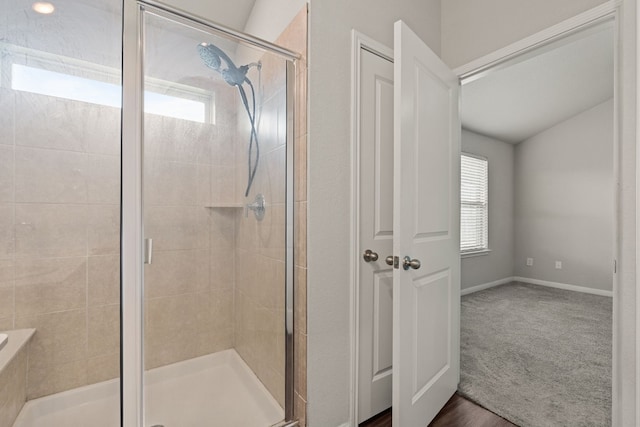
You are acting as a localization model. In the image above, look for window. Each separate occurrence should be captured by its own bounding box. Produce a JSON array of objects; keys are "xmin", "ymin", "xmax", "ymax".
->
[
  {"xmin": 460, "ymin": 153, "xmax": 488, "ymax": 254},
  {"xmin": 10, "ymin": 62, "xmax": 211, "ymax": 123}
]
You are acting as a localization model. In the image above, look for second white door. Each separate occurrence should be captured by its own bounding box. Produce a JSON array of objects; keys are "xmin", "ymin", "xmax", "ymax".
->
[{"xmin": 357, "ymin": 46, "xmax": 395, "ymax": 423}]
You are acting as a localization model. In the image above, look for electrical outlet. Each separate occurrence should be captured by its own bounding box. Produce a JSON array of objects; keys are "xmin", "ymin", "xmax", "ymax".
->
[
  {"xmin": 526, "ymin": 258, "xmax": 533, "ymax": 266},
  {"xmin": 555, "ymin": 261, "xmax": 562, "ymax": 269}
]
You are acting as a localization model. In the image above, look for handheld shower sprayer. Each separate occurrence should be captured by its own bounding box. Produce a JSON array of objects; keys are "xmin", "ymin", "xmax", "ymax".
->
[{"xmin": 198, "ymin": 43, "xmax": 262, "ymax": 198}]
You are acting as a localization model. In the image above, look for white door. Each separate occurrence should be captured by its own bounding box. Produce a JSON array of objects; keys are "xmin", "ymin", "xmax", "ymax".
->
[
  {"xmin": 392, "ymin": 20, "xmax": 461, "ymax": 426},
  {"xmin": 357, "ymin": 47, "xmax": 394, "ymax": 423}
]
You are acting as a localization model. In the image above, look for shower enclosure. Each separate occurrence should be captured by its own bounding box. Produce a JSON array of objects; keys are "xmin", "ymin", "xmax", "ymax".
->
[{"xmin": 1, "ymin": 1, "xmax": 299, "ymax": 426}]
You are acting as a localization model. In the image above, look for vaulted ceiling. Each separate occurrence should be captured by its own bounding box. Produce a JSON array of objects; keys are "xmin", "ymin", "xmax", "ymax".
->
[{"xmin": 461, "ymin": 22, "xmax": 614, "ymax": 144}]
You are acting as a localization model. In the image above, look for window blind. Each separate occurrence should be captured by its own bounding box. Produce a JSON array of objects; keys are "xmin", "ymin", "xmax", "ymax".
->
[{"xmin": 460, "ymin": 154, "xmax": 488, "ymax": 253}]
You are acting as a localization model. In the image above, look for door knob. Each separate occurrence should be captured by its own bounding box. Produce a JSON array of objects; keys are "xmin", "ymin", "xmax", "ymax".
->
[
  {"xmin": 363, "ymin": 249, "xmax": 379, "ymax": 262},
  {"xmin": 402, "ymin": 256, "xmax": 421, "ymax": 270},
  {"xmin": 385, "ymin": 256, "xmax": 394, "ymax": 266}
]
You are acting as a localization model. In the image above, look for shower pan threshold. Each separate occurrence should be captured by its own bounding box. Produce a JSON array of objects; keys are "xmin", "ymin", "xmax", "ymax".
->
[{"xmin": 13, "ymin": 349, "xmax": 284, "ymax": 427}]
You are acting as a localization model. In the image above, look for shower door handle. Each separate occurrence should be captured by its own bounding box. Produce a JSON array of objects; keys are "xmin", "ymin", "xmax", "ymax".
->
[{"xmin": 144, "ymin": 238, "xmax": 153, "ymax": 265}]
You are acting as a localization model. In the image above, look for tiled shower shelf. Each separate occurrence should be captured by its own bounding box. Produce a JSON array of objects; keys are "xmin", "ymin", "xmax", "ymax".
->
[{"xmin": 0, "ymin": 329, "xmax": 35, "ymax": 373}]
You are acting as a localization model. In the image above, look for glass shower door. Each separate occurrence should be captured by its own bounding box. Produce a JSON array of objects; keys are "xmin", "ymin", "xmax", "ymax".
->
[{"xmin": 125, "ymin": 4, "xmax": 296, "ymax": 425}]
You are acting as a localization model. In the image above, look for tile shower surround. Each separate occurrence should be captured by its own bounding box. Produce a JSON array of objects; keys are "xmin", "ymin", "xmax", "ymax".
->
[
  {"xmin": 283, "ymin": 7, "xmax": 308, "ymax": 425},
  {"xmin": 0, "ymin": 84, "xmax": 240, "ymax": 398},
  {"xmin": 0, "ymin": 89, "xmax": 123, "ymax": 398},
  {"xmin": 0, "ymin": 6, "xmax": 308, "ymax": 425},
  {"xmin": 0, "ymin": 329, "xmax": 34, "ymax": 427},
  {"xmin": 234, "ymin": 8, "xmax": 308, "ymax": 424}
]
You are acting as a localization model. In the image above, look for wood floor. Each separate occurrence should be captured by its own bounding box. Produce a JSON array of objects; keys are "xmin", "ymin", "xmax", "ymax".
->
[{"xmin": 359, "ymin": 393, "xmax": 517, "ymax": 427}]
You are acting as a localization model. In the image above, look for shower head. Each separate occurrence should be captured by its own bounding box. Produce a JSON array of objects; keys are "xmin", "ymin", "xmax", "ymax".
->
[
  {"xmin": 198, "ymin": 42, "xmax": 263, "ymax": 198},
  {"xmin": 197, "ymin": 43, "xmax": 222, "ymax": 71},
  {"xmin": 198, "ymin": 42, "xmax": 250, "ymax": 87}
]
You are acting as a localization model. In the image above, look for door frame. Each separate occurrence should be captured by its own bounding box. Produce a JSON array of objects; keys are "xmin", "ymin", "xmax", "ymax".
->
[{"xmin": 349, "ymin": 1, "xmax": 633, "ymax": 424}]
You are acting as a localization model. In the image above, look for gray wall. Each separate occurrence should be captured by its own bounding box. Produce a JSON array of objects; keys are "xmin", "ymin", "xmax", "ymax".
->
[
  {"xmin": 515, "ymin": 100, "xmax": 614, "ymax": 290},
  {"xmin": 462, "ymin": 100, "xmax": 614, "ymax": 293},
  {"xmin": 441, "ymin": 0, "xmax": 609, "ymax": 68},
  {"xmin": 443, "ymin": 1, "xmax": 638, "ymax": 422},
  {"xmin": 461, "ymin": 130, "xmax": 515, "ymax": 290},
  {"xmin": 307, "ymin": 1, "xmax": 440, "ymax": 425},
  {"xmin": 514, "ymin": 99, "xmax": 614, "ymax": 291}
]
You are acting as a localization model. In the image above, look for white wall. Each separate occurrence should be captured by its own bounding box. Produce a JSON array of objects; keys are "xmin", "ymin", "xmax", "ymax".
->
[
  {"xmin": 236, "ymin": 0, "xmax": 307, "ymax": 64},
  {"xmin": 441, "ymin": 0, "xmax": 608, "ymax": 68},
  {"xmin": 514, "ymin": 99, "xmax": 613, "ymax": 291},
  {"xmin": 161, "ymin": 0, "xmax": 256, "ymax": 31},
  {"xmin": 307, "ymin": 1, "xmax": 440, "ymax": 425},
  {"xmin": 243, "ymin": 0, "xmax": 306, "ymax": 43},
  {"xmin": 461, "ymin": 130, "xmax": 515, "ymax": 290}
]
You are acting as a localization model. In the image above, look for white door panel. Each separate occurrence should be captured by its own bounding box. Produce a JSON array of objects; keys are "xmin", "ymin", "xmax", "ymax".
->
[
  {"xmin": 372, "ymin": 270, "xmax": 393, "ymax": 379},
  {"xmin": 392, "ymin": 20, "xmax": 460, "ymax": 426},
  {"xmin": 357, "ymin": 47, "xmax": 394, "ymax": 423}
]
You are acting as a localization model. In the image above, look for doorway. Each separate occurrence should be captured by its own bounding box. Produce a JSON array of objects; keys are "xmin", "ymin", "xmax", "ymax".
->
[
  {"xmin": 352, "ymin": 12, "xmax": 618, "ymax": 427},
  {"xmin": 457, "ymin": 19, "xmax": 614, "ymax": 426}
]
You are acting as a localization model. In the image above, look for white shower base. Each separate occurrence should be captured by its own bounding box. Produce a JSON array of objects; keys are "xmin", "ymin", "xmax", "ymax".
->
[{"xmin": 13, "ymin": 349, "xmax": 284, "ymax": 427}]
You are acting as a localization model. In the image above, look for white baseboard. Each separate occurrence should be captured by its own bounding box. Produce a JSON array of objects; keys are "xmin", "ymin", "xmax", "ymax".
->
[
  {"xmin": 513, "ymin": 276, "xmax": 613, "ymax": 297},
  {"xmin": 461, "ymin": 276, "xmax": 614, "ymax": 297},
  {"xmin": 461, "ymin": 277, "xmax": 515, "ymax": 295}
]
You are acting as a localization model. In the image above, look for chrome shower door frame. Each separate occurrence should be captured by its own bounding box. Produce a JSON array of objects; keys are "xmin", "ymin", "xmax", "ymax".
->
[{"xmin": 121, "ymin": 2, "xmax": 299, "ymax": 426}]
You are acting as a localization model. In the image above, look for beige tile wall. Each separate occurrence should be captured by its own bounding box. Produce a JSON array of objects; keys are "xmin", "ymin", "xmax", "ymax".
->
[
  {"xmin": 1, "ymin": 10, "xmax": 308, "ymax": 421},
  {"xmin": 0, "ymin": 83, "xmax": 239, "ymax": 397},
  {"xmin": 233, "ymin": 6, "xmax": 308, "ymax": 423},
  {"xmin": 233, "ymin": 56, "xmax": 288, "ymax": 408},
  {"xmin": 0, "ymin": 89, "xmax": 122, "ymax": 399},
  {"xmin": 143, "ymin": 98, "xmax": 237, "ymax": 369},
  {"xmin": 0, "ymin": 346, "xmax": 28, "ymax": 427},
  {"xmin": 284, "ymin": 8, "xmax": 309, "ymax": 426}
]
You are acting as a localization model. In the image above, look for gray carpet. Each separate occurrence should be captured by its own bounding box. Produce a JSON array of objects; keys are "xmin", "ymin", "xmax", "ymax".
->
[{"xmin": 459, "ymin": 281, "xmax": 612, "ymax": 427}]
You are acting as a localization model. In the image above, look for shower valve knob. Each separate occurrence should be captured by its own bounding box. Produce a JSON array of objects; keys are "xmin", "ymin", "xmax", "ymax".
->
[{"xmin": 245, "ymin": 193, "xmax": 266, "ymax": 221}]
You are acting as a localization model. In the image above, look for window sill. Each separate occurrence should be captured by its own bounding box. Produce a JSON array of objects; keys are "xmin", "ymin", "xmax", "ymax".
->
[{"xmin": 461, "ymin": 249, "xmax": 491, "ymax": 259}]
